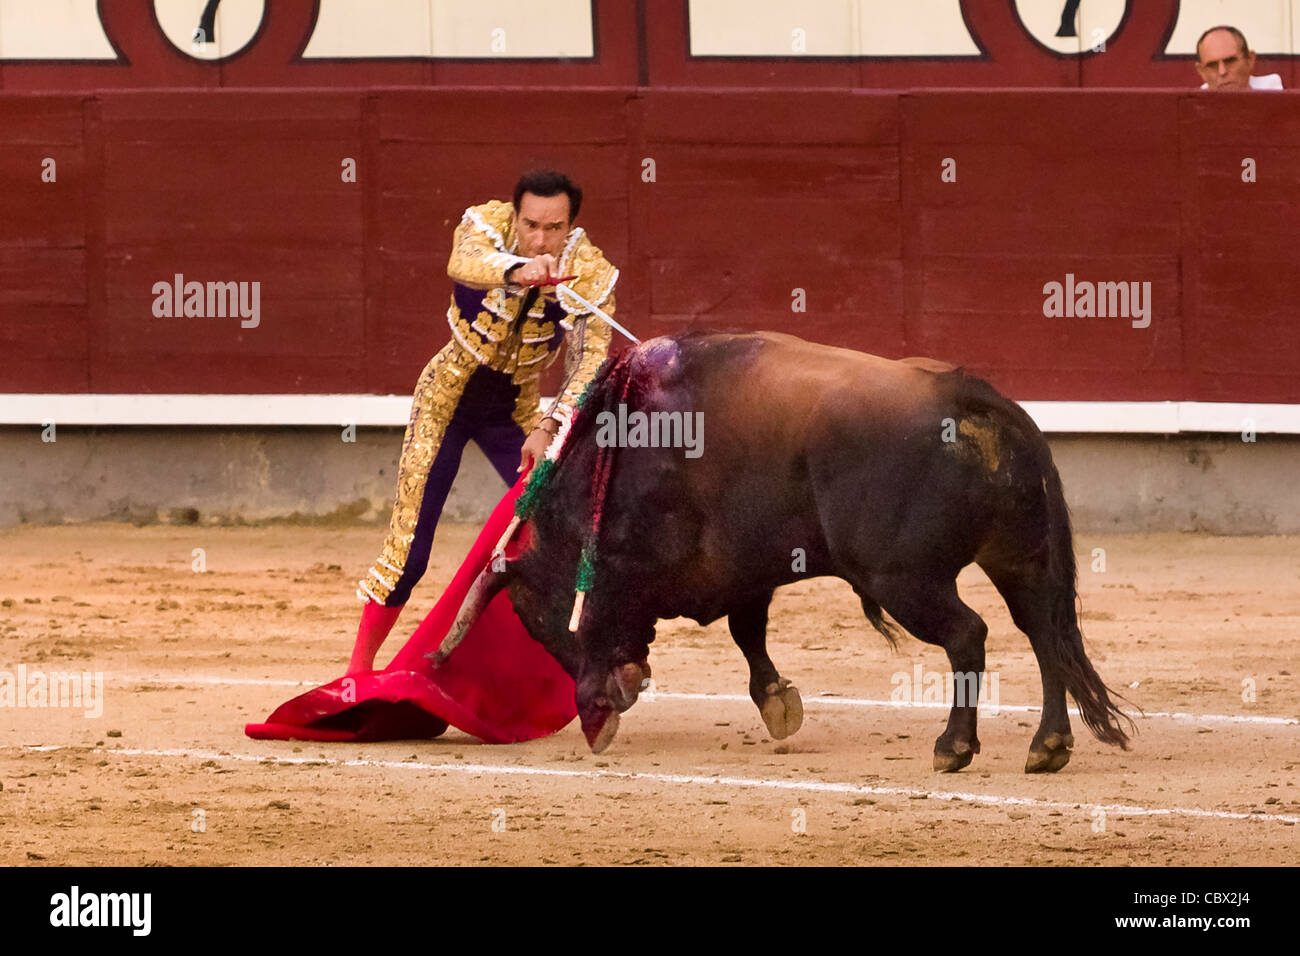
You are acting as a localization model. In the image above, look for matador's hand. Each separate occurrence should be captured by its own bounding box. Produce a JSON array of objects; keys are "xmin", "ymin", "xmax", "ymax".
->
[
  {"xmin": 518, "ymin": 423, "xmax": 557, "ymax": 474},
  {"xmin": 510, "ymin": 254, "xmax": 560, "ymax": 286}
]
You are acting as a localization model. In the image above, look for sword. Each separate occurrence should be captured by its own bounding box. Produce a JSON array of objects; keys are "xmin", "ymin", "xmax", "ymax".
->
[
  {"xmin": 521, "ymin": 274, "xmax": 639, "ymax": 344},
  {"xmin": 556, "ymin": 282, "xmax": 640, "ymax": 344}
]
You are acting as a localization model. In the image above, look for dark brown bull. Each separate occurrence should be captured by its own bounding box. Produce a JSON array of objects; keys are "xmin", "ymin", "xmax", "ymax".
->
[{"xmin": 441, "ymin": 331, "xmax": 1133, "ymax": 772}]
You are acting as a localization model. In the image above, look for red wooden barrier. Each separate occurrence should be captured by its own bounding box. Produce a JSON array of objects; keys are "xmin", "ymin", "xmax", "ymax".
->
[{"xmin": 1, "ymin": 89, "xmax": 1297, "ymax": 403}]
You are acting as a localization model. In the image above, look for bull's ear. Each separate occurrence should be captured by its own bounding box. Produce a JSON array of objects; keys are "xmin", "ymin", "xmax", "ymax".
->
[{"xmin": 424, "ymin": 564, "xmax": 513, "ymax": 666}]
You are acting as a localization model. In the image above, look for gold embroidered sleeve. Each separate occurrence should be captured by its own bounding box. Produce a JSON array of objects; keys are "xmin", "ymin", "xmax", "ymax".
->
[
  {"xmin": 447, "ymin": 202, "xmax": 528, "ymax": 290},
  {"xmin": 550, "ymin": 292, "xmax": 615, "ymax": 426}
]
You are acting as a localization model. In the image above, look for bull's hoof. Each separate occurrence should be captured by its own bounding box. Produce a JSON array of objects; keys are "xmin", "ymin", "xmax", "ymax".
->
[
  {"xmin": 582, "ymin": 707, "xmax": 620, "ymax": 755},
  {"xmin": 1025, "ymin": 731, "xmax": 1074, "ymax": 774},
  {"xmin": 759, "ymin": 679, "xmax": 804, "ymax": 740},
  {"xmin": 933, "ymin": 750, "xmax": 974, "ymax": 773},
  {"xmin": 933, "ymin": 737, "xmax": 979, "ymax": 773}
]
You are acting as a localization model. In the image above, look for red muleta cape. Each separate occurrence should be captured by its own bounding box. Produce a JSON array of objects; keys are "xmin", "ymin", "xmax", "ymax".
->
[{"xmin": 244, "ymin": 476, "xmax": 577, "ymax": 743}]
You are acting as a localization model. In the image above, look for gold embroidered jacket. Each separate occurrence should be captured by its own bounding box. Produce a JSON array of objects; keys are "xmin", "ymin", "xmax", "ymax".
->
[{"xmin": 441, "ymin": 199, "xmax": 619, "ymax": 432}]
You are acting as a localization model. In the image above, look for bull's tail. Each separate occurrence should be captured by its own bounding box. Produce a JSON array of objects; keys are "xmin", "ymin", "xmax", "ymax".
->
[{"xmin": 957, "ymin": 374, "xmax": 1136, "ymax": 749}]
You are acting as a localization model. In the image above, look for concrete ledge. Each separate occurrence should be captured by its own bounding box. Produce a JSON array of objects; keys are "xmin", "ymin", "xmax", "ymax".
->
[
  {"xmin": 0, "ymin": 426, "xmax": 1296, "ymax": 533},
  {"xmin": 0, "ymin": 427, "xmax": 510, "ymax": 530},
  {"xmin": 1045, "ymin": 435, "xmax": 1299, "ymax": 534}
]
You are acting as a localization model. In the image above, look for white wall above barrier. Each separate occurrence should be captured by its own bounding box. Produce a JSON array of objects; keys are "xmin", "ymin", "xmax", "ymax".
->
[{"xmin": 1, "ymin": 395, "xmax": 1298, "ymax": 434}]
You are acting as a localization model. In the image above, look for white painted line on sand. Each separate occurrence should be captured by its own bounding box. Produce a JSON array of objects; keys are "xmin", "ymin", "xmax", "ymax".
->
[
  {"xmin": 15, "ymin": 743, "xmax": 1300, "ymax": 827},
  {"xmin": 112, "ymin": 673, "xmax": 1300, "ymax": 727},
  {"xmin": 656, "ymin": 691, "xmax": 1300, "ymax": 727}
]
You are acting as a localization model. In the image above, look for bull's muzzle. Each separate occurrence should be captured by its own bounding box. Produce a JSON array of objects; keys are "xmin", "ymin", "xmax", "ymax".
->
[{"xmin": 578, "ymin": 659, "xmax": 651, "ymax": 754}]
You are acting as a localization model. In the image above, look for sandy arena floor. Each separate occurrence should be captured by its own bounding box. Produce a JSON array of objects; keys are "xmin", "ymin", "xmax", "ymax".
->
[{"xmin": 0, "ymin": 523, "xmax": 1297, "ymax": 866}]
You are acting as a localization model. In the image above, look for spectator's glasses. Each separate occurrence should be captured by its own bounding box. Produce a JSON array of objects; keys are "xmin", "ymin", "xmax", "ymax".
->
[{"xmin": 1200, "ymin": 54, "xmax": 1243, "ymax": 72}]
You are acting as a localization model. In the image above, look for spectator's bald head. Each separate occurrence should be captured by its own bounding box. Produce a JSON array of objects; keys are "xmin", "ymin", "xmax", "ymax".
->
[{"xmin": 1196, "ymin": 25, "xmax": 1256, "ymax": 90}]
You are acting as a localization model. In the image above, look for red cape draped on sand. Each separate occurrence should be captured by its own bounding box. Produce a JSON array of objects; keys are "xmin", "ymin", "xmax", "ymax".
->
[{"xmin": 244, "ymin": 476, "xmax": 577, "ymax": 744}]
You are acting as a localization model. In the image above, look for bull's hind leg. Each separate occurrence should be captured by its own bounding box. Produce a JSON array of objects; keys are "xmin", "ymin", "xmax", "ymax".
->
[
  {"xmin": 867, "ymin": 574, "xmax": 989, "ymax": 772},
  {"xmin": 728, "ymin": 592, "xmax": 803, "ymax": 739},
  {"xmin": 980, "ymin": 566, "xmax": 1074, "ymax": 773}
]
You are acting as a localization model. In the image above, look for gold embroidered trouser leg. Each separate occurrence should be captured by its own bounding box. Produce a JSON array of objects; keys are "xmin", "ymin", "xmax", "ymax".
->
[{"xmin": 358, "ymin": 344, "xmax": 470, "ymax": 605}]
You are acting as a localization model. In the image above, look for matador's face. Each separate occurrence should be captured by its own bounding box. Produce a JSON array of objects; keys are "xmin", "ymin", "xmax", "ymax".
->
[{"xmin": 513, "ymin": 192, "xmax": 573, "ymax": 260}]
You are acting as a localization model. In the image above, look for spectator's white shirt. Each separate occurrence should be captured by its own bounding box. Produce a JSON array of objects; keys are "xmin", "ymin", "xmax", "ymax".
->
[{"xmin": 1200, "ymin": 73, "xmax": 1284, "ymax": 90}]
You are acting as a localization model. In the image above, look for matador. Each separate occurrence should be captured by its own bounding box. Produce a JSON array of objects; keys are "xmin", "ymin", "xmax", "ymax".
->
[{"xmin": 346, "ymin": 169, "xmax": 618, "ymax": 673}]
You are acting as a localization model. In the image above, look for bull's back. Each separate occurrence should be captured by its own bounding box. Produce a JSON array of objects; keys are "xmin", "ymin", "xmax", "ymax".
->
[
  {"xmin": 623, "ymin": 334, "xmax": 959, "ymax": 600},
  {"xmin": 677, "ymin": 332, "xmax": 947, "ymax": 454},
  {"xmin": 678, "ymin": 333, "xmax": 1022, "ymax": 577}
]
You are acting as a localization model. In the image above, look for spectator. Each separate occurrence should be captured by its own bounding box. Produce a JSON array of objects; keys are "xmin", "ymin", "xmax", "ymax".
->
[{"xmin": 1196, "ymin": 25, "xmax": 1283, "ymax": 90}]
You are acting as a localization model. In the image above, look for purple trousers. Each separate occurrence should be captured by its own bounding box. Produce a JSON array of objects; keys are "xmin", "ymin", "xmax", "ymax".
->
[{"xmin": 384, "ymin": 366, "xmax": 527, "ymax": 606}]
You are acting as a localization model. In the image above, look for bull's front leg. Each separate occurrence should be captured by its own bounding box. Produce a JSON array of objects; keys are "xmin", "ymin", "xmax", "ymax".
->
[{"xmin": 728, "ymin": 594, "xmax": 804, "ymax": 740}]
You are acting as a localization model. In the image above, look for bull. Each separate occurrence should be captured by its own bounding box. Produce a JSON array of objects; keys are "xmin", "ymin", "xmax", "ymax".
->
[{"xmin": 439, "ymin": 331, "xmax": 1133, "ymax": 773}]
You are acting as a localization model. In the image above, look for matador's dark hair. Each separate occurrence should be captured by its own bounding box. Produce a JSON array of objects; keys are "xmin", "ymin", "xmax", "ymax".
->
[{"xmin": 513, "ymin": 169, "xmax": 582, "ymax": 222}]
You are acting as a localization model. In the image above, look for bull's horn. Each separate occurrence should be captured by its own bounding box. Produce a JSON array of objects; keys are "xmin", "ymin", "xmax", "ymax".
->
[{"xmin": 424, "ymin": 565, "xmax": 511, "ymax": 666}]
